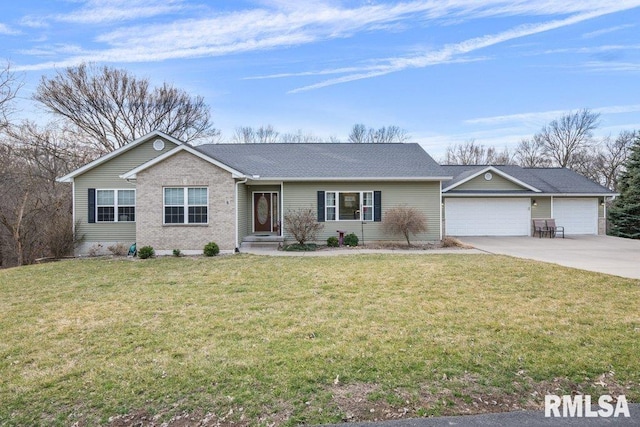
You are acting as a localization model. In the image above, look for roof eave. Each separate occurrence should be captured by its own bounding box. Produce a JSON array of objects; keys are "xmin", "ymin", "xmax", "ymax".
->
[
  {"xmin": 443, "ymin": 192, "xmax": 617, "ymax": 197},
  {"xmin": 247, "ymin": 176, "xmax": 453, "ymax": 182}
]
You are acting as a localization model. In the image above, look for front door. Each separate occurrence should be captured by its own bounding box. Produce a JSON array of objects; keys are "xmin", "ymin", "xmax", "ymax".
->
[{"xmin": 254, "ymin": 192, "xmax": 275, "ymax": 232}]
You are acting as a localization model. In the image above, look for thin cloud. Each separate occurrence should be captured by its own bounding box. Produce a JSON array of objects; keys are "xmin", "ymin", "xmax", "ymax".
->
[
  {"xmin": 582, "ymin": 23, "xmax": 634, "ymax": 38},
  {"xmin": 289, "ymin": 7, "xmax": 630, "ymax": 93},
  {"xmin": 465, "ymin": 104, "xmax": 640, "ymax": 125},
  {"xmin": 18, "ymin": 0, "xmax": 187, "ymax": 29},
  {"xmin": 582, "ymin": 61, "xmax": 640, "ymax": 72},
  {"xmin": 541, "ymin": 44, "xmax": 640, "ymax": 55},
  {"xmin": 54, "ymin": 0, "xmax": 188, "ymax": 24},
  {"xmin": 0, "ymin": 23, "xmax": 20, "ymax": 35},
  {"xmin": 245, "ymin": 57, "xmax": 487, "ymax": 80}
]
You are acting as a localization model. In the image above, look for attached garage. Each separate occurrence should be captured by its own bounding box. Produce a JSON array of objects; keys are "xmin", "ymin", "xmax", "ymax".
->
[
  {"xmin": 553, "ymin": 198, "xmax": 598, "ymax": 235},
  {"xmin": 445, "ymin": 198, "xmax": 531, "ymax": 236}
]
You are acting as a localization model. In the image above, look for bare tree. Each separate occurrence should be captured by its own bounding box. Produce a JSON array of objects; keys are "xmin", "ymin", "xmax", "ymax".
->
[
  {"xmin": 279, "ymin": 130, "xmax": 323, "ymax": 143},
  {"xmin": 348, "ymin": 124, "xmax": 410, "ymax": 143},
  {"xmin": 536, "ymin": 109, "xmax": 599, "ymax": 168},
  {"xmin": 576, "ymin": 131, "xmax": 636, "ymax": 190},
  {"xmin": 34, "ymin": 63, "xmax": 219, "ymax": 154},
  {"xmin": 0, "ymin": 123, "xmax": 86, "ymax": 266},
  {"xmin": 348, "ymin": 124, "xmax": 367, "ymax": 143},
  {"xmin": 256, "ymin": 125, "xmax": 279, "ymax": 143},
  {"xmin": 599, "ymin": 131, "xmax": 636, "ymax": 190},
  {"xmin": 444, "ymin": 140, "xmax": 513, "ymax": 165},
  {"xmin": 232, "ymin": 126, "xmax": 256, "ymax": 143},
  {"xmin": 0, "ymin": 61, "xmax": 22, "ymax": 130},
  {"xmin": 368, "ymin": 125, "xmax": 410, "ymax": 143},
  {"xmin": 232, "ymin": 125, "xmax": 281, "ymax": 143},
  {"xmin": 514, "ymin": 136, "xmax": 552, "ymax": 167}
]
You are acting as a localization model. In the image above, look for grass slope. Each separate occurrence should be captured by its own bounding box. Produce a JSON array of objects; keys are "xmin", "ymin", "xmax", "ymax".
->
[{"xmin": 0, "ymin": 254, "xmax": 638, "ymax": 426}]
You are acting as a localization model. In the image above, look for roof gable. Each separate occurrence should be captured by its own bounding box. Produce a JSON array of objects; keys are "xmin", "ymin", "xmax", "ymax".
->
[
  {"xmin": 120, "ymin": 144, "xmax": 245, "ymax": 179},
  {"xmin": 441, "ymin": 164, "xmax": 616, "ymax": 195},
  {"xmin": 57, "ymin": 130, "xmax": 183, "ymax": 182},
  {"xmin": 443, "ymin": 166, "xmax": 541, "ymax": 192}
]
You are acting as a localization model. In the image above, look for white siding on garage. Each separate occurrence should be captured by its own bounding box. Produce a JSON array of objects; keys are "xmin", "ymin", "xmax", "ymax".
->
[
  {"xmin": 445, "ymin": 198, "xmax": 531, "ymax": 236},
  {"xmin": 553, "ymin": 198, "xmax": 598, "ymax": 235}
]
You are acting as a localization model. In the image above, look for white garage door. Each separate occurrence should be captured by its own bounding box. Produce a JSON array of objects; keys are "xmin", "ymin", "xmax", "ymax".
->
[
  {"xmin": 553, "ymin": 198, "xmax": 598, "ymax": 235},
  {"xmin": 445, "ymin": 198, "xmax": 531, "ymax": 236}
]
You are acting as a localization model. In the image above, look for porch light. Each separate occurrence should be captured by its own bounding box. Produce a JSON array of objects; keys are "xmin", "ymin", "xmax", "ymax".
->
[{"xmin": 532, "ymin": 199, "xmax": 537, "ymax": 206}]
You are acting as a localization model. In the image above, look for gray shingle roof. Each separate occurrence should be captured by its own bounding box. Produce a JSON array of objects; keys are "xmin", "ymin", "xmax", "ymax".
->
[
  {"xmin": 441, "ymin": 164, "xmax": 614, "ymax": 194},
  {"xmin": 193, "ymin": 143, "xmax": 449, "ymax": 179}
]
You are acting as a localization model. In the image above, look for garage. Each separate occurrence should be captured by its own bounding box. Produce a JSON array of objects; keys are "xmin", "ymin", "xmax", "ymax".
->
[
  {"xmin": 445, "ymin": 198, "xmax": 531, "ymax": 236},
  {"xmin": 553, "ymin": 198, "xmax": 598, "ymax": 235}
]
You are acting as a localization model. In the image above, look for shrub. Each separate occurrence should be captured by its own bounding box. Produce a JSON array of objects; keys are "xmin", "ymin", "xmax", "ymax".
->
[
  {"xmin": 442, "ymin": 236, "xmax": 473, "ymax": 249},
  {"xmin": 203, "ymin": 242, "xmax": 220, "ymax": 256},
  {"xmin": 343, "ymin": 233, "xmax": 359, "ymax": 247},
  {"xmin": 107, "ymin": 243, "xmax": 129, "ymax": 256},
  {"xmin": 137, "ymin": 245, "xmax": 155, "ymax": 259},
  {"xmin": 87, "ymin": 244, "xmax": 103, "ymax": 257},
  {"xmin": 283, "ymin": 243, "xmax": 317, "ymax": 251},
  {"xmin": 284, "ymin": 208, "xmax": 324, "ymax": 245},
  {"xmin": 327, "ymin": 236, "xmax": 339, "ymax": 247},
  {"xmin": 172, "ymin": 249, "xmax": 182, "ymax": 257},
  {"xmin": 382, "ymin": 206, "xmax": 427, "ymax": 246}
]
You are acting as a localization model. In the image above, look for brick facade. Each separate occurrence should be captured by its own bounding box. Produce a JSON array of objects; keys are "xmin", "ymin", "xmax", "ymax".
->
[{"xmin": 136, "ymin": 151, "xmax": 236, "ymax": 253}]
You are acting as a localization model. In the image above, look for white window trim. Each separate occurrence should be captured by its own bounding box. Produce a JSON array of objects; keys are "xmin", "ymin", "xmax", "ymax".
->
[
  {"xmin": 251, "ymin": 191, "xmax": 280, "ymax": 233},
  {"xmin": 96, "ymin": 189, "xmax": 136, "ymax": 223},
  {"xmin": 163, "ymin": 187, "xmax": 209, "ymax": 225},
  {"xmin": 325, "ymin": 190, "xmax": 374, "ymax": 222}
]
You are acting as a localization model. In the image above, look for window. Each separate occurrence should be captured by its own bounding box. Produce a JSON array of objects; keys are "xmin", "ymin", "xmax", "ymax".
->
[
  {"xmin": 96, "ymin": 189, "xmax": 135, "ymax": 222},
  {"xmin": 325, "ymin": 191, "xmax": 374, "ymax": 221},
  {"xmin": 164, "ymin": 187, "xmax": 208, "ymax": 224}
]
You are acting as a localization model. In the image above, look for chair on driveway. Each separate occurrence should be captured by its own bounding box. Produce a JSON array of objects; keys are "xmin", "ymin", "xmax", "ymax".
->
[
  {"xmin": 546, "ymin": 219, "xmax": 564, "ymax": 238},
  {"xmin": 533, "ymin": 219, "xmax": 549, "ymax": 238}
]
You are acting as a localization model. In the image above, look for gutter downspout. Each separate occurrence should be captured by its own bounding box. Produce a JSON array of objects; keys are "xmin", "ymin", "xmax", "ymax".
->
[{"xmin": 235, "ymin": 177, "xmax": 248, "ymax": 252}]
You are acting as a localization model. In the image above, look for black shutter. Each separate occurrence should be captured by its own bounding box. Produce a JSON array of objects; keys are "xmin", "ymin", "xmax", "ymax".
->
[
  {"xmin": 88, "ymin": 188, "xmax": 96, "ymax": 223},
  {"xmin": 373, "ymin": 191, "xmax": 382, "ymax": 222},
  {"xmin": 317, "ymin": 191, "xmax": 325, "ymax": 222}
]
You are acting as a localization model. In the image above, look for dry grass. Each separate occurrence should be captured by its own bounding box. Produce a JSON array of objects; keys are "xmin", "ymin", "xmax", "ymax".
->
[{"xmin": 0, "ymin": 254, "xmax": 638, "ymax": 426}]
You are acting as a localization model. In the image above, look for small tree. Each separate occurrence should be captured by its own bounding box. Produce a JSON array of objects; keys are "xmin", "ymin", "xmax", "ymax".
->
[
  {"xmin": 284, "ymin": 208, "xmax": 324, "ymax": 245},
  {"xmin": 382, "ymin": 206, "xmax": 427, "ymax": 246}
]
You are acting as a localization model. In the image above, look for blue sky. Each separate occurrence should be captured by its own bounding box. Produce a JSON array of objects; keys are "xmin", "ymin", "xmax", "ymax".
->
[{"xmin": 2, "ymin": 0, "xmax": 640, "ymax": 158}]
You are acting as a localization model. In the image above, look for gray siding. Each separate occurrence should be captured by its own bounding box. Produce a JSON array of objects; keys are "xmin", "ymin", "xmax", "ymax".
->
[
  {"xmin": 531, "ymin": 197, "xmax": 551, "ymax": 219},
  {"xmin": 74, "ymin": 137, "xmax": 178, "ymax": 245},
  {"xmin": 457, "ymin": 173, "xmax": 525, "ymax": 191},
  {"xmin": 283, "ymin": 181, "xmax": 441, "ymax": 242},
  {"xmin": 237, "ymin": 183, "xmax": 249, "ymax": 242}
]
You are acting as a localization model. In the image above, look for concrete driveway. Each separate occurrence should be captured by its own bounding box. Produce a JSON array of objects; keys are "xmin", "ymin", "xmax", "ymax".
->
[{"xmin": 458, "ymin": 235, "xmax": 640, "ymax": 280}]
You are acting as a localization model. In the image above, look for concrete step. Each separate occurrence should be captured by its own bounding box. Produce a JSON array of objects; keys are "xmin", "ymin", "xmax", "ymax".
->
[{"xmin": 240, "ymin": 241, "xmax": 282, "ymax": 251}]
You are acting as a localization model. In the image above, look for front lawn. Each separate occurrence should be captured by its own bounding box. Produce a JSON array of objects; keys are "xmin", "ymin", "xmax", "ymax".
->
[{"xmin": 0, "ymin": 254, "xmax": 638, "ymax": 426}]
